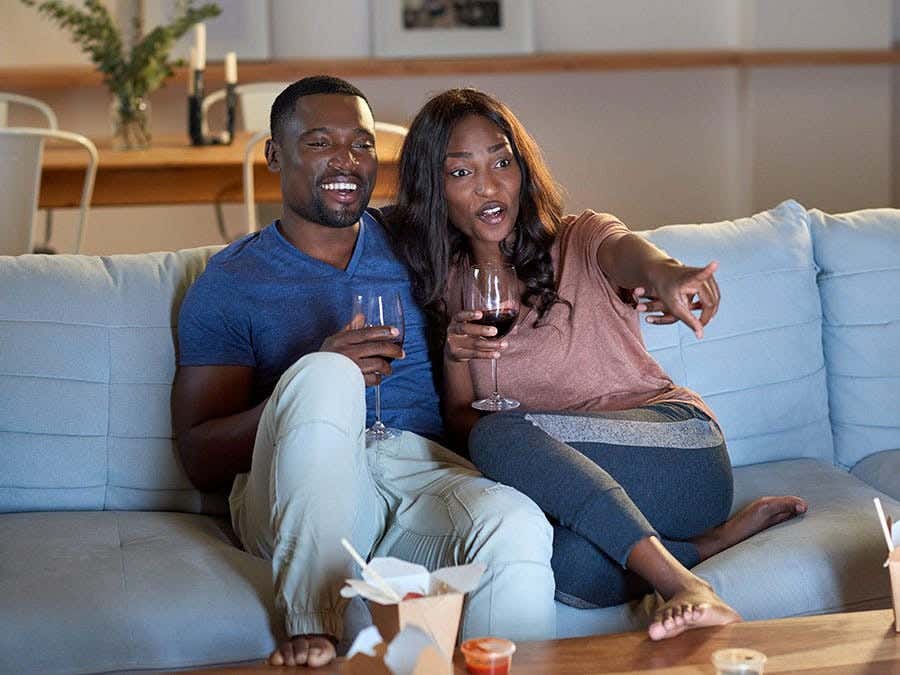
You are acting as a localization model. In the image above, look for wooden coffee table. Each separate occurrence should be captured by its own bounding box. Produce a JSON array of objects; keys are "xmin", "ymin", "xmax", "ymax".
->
[{"xmin": 189, "ymin": 609, "xmax": 899, "ymax": 673}]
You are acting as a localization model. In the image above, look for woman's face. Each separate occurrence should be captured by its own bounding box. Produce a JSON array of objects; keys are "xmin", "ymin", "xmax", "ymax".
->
[{"xmin": 443, "ymin": 114, "xmax": 522, "ymax": 261}]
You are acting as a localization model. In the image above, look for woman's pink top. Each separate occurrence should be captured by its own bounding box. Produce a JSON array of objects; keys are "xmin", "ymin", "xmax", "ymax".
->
[{"xmin": 446, "ymin": 210, "xmax": 713, "ymax": 418}]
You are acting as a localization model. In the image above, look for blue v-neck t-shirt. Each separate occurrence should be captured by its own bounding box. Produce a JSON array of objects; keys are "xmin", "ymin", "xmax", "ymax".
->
[{"xmin": 177, "ymin": 210, "xmax": 443, "ymax": 439}]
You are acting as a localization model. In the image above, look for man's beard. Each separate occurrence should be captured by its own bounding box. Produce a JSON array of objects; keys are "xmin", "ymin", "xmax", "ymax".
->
[{"xmin": 298, "ymin": 180, "xmax": 373, "ymax": 229}]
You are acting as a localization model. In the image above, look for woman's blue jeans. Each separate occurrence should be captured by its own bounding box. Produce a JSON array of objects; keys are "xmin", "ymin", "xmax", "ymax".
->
[{"xmin": 469, "ymin": 403, "xmax": 732, "ymax": 608}]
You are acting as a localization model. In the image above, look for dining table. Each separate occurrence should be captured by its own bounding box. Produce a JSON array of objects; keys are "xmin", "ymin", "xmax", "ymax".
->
[{"xmin": 38, "ymin": 130, "xmax": 402, "ymax": 209}]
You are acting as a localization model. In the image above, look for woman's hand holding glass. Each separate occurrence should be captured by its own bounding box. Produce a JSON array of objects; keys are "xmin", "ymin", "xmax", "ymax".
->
[
  {"xmin": 445, "ymin": 309, "xmax": 510, "ymax": 363},
  {"xmin": 460, "ymin": 263, "xmax": 520, "ymax": 411}
]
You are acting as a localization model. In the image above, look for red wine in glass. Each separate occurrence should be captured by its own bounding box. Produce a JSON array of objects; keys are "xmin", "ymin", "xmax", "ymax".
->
[
  {"xmin": 464, "ymin": 263, "xmax": 521, "ymax": 411},
  {"xmin": 472, "ymin": 308, "xmax": 519, "ymax": 339}
]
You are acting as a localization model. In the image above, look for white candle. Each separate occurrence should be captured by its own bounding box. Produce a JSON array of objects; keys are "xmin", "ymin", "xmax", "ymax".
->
[
  {"xmin": 187, "ymin": 46, "xmax": 197, "ymax": 94},
  {"xmin": 194, "ymin": 23, "xmax": 206, "ymax": 70},
  {"xmin": 224, "ymin": 51, "xmax": 237, "ymax": 84}
]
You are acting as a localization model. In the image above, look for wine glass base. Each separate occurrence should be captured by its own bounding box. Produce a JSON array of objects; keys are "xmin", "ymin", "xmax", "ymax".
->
[
  {"xmin": 471, "ymin": 397, "xmax": 520, "ymax": 412},
  {"xmin": 365, "ymin": 426, "xmax": 401, "ymax": 444}
]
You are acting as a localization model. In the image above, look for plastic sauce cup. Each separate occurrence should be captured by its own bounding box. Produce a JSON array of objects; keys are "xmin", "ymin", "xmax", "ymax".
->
[
  {"xmin": 712, "ymin": 648, "xmax": 767, "ymax": 674},
  {"xmin": 460, "ymin": 637, "xmax": 516, "ymax": 674}
]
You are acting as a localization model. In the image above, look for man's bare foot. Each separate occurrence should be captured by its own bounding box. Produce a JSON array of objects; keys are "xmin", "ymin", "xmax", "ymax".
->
[
  {"xmin": 269, "ymin": 634, "xmax": 336, "ymax": 668},
  {"xmin": 693, "ymin": 496, "xmax": 808, "ymax": 560},
  {"xmin": 648, "ymin": 580, "xmax": 741, "ymax": 640}
]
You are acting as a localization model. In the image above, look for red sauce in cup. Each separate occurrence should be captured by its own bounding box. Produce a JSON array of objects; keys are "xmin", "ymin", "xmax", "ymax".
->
[
  {"xmin": 464, "ymin": 661, "xmax": 510, "ymax": 675},
  {"xmin": 460, "ymin": 637, "xmax": 516, "ymax": 675}
]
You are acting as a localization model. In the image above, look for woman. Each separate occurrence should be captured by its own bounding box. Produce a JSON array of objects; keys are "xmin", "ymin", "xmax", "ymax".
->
[{"xmin": 391, "ymin": 88, "xmax": 808, "ymax": 640}]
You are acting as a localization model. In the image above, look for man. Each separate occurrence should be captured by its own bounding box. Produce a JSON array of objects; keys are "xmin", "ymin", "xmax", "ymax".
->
[{"xmin": 172, "ymin": 76, "xmax": 556, "ymax": 668}]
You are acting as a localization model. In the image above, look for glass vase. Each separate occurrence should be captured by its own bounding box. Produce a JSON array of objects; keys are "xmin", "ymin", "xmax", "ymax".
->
[{"xmin": 110, "ymin": 95, "xmax": 151, "ymax": 150}]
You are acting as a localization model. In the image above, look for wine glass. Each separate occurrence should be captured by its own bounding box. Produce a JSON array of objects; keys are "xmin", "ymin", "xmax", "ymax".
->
[
  {"xmin": 352, "ymin": 290, "xmax": 405, "ymax": 442},
  {"xmin": 464, "ymin": 263, "xmax": 520, "ymax": 411}
]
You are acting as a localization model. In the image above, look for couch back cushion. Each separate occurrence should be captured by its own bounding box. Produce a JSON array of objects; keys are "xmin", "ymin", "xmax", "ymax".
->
[
  {"xmin": 809, "ymin": 208, "xmax": 900, "ymax": 469},
  {"xmin": 639, "ymin": 200, "xmax": 833, "ymax": 467},
  {"xmin": 0, "ymin": 247, "xmax": 226, "ymax": 514},
  {"xmin": 0, "ymin": 201, "xmax": 836, "ymax": 508}
]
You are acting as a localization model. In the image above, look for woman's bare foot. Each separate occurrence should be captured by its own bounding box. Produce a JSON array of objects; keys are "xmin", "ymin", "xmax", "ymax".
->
[
  {"xmin": 648, "ymin": 580, "xmax": 741, "ymax": 640},
  {"xmin": 269, "ymin": 634, "xmax": 336, "ymax": 668},
  {"xmin": 692, "ymin": 496, "xmax": 808, "ymax": 560}
]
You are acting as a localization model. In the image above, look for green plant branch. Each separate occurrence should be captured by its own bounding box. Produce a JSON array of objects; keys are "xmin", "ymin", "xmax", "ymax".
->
[{"xmin": 22, "ymin": 0, "xmax": 220, "ymax": 103}]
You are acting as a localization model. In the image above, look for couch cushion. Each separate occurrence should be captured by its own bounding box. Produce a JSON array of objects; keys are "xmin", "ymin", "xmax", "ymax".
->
[
  {"xmin": 0, "ymin": 249, "xmax": 226, "ymax": 514},
  {"xmin": 554, "ymin": 458, "xmax": 896, "ymax": 638},
  {"xmin": 555, "ymin": 594, "xmax": 652, "ymax": 639},
  {"xmin": 696, "ymin": 458, "xmax": 896, "ymax": 620},
  {"xmin": 808, "ymin": 208, "xmax": 900, "ymax": 469},
  {"xmin": 639, "ymin": 200, "xmax": 832, "ymax": 467},
  {"xmin": 0, "ymin": 511, "xmax": 277, "ymax": 674},
  {"xmin": 851, "ymin": 449, "xmax": 900, "ymax": 501}
]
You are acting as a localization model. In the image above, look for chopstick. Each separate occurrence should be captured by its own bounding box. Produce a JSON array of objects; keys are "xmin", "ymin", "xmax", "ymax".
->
[
  {"xmin": 341, "ymin": 537, "xmax": 402, "ymax": 603},
  {"xmin": 873, "ymin": 497, "xmax": 895, "ymax": 552}
]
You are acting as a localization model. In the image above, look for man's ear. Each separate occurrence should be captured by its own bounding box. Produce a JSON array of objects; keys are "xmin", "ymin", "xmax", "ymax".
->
[{"xmin": 265, "ymin": 138, "xmax": 280, "ymax": 173}]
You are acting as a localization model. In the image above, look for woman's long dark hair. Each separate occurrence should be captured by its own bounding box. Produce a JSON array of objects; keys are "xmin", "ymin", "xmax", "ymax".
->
[{"xmin": 390, "ymin": 88, "xmax": 566, "ymax": 352}]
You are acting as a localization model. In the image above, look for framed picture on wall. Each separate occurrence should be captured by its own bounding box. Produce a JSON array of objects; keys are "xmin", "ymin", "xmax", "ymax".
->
[{"xmin": 373, "ymin": 0, "xmax": 533, "ymax": 58}]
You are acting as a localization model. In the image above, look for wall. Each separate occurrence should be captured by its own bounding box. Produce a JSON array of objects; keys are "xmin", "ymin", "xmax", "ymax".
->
[
  {"xmin": 535, "ymin": 0, "xmax": 740, "ymax": 51},
  {"xmin": 894, "ymin": 0, "xmax": 900, "ymax": 206},
  {"xmin": 1, "ymin": 0, "xmax": 896, "ymax": 254},
  {"xmin": 270, "ymin": 0, "xmax": 371, "ymax": 59},
  {"xmin": 1, "ymin": 0, "xmax": 91, "ymax": 67},
  {"xmin": 741, "ymin": 0, "xmax": 893, "ymax": 48}
]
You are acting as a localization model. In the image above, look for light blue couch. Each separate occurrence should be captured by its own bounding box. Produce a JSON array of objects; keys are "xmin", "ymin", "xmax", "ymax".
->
[{"xmin": 2, "ymin": 200, "xmax": 898, "ymax": 673}]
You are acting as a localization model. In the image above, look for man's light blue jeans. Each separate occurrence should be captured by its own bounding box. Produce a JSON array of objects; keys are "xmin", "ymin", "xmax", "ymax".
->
[{"xmin": 229, "ymin": 352, "xmax": 556, "ymax": 644}]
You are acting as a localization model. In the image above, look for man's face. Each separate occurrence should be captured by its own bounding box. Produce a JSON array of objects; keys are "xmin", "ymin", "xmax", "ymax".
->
[{"xmin": 268, "ymin": 93, "xmax": 377, "ymax": 229}]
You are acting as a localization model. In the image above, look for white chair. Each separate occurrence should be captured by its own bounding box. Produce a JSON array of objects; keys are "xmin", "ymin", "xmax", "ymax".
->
[
  {"xmin": 203, "ymin": 82, "xmax": 290, "ymax": 240},
  {"xmin": 0, "ymin": 128, "xmax": 98, "ymax": 255},
  {"xmin": 0, "ymin": 92, "xmax": 58, "ymax": 129},
  {"xmin": 202, "ymin": 81, "xmax": 291, "ymax": 136},
  {"xmin": 203, "ymin": 83, "xmax": 408, "ymax": 235},
  {"xmin": 1, "ymin": 92, "xmax": 60, "ymax": 252}
]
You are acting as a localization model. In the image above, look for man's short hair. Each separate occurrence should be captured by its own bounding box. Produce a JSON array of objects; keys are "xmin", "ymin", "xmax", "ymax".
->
[{"xmin": 269, "ymin": 75, "xmax": 373, "ymax": 142}]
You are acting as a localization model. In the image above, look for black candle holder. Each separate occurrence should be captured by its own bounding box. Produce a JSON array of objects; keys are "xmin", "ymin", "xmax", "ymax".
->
[
  {"xmin": 187, "ymin": 68, "xmax": 205, "ymax": 145},
  {"xmin": 223, "ymin": 82, "xmax": 237, "ymax": 144},
  {"xmin": 188, "ymin": 69, "xmax": 236, "ymax": 146}
]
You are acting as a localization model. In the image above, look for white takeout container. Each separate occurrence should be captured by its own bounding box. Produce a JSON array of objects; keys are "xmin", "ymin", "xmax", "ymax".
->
[
  {"xmin": 889, "ymin": 547, "xmax": 900, "ymax": 632},
  {"xmin": 341, "ymin": 625, "xmax": 451, "ymax": 675},
  {"xmin": 341, "ymin": 557, "xmax": 485, "ymax": 659}
]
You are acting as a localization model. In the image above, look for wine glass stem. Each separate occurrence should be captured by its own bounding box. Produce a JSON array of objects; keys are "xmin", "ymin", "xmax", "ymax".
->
[
  {"xmin": 374, "ymin": 380, "xmax": 383, "ymax": 424},
  {"xmin": 491, "ymin": 357, "xmax": 501, "ymax": 401}
]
